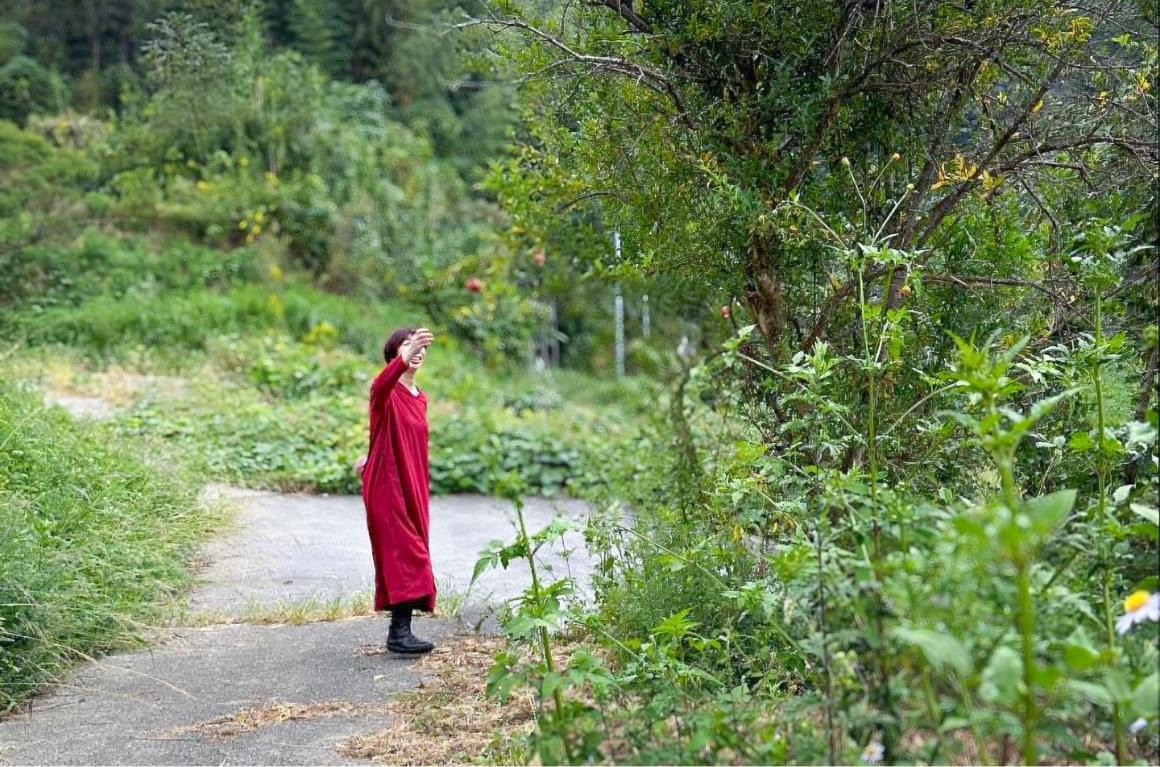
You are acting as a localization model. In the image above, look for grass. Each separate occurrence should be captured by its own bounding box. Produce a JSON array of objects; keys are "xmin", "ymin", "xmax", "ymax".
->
[
  {"xmin": 0, "ymin": 382, "xmax": 221, "ymax": 711},
  {"xmin": 184, "ymin": 582, "xmax": 470, "ymax": 628}
]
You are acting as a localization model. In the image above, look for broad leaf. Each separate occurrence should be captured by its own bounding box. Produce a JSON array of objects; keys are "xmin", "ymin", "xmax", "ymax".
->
[
  {"xmin": 1131, "ymin": 673, "xmax": 1159, "ymax": 719},
  {"xmin": 891, "ymin": 627, "xmax": 971, "ymax": 676}
]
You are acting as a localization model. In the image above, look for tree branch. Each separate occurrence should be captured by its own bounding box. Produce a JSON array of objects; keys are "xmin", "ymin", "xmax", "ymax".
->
[
  {"xmin": 586, "ymin": 0, "xmax": 651, "ymax": 33},
  {"xmin": 800, "ymin": 265, "xmax": 890, "ymax": 352},
  {"xmin": 491, "ymin": 16, "xmax": 695, "ymax": 128},
  {"xmin": 921, "ymin": 273, "xmax": 1068, "ymax": 301}
]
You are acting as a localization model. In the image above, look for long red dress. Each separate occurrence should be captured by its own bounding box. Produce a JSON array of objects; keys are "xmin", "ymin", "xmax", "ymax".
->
[{"xmin": 361, "ymin": 355, "xmax": 436, "ymax": 613}]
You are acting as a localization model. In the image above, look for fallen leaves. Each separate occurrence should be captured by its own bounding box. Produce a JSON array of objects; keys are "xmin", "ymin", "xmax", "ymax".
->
[{"xmin": 338, "ymin": 636, "xmax": 536, "ymax": 765}]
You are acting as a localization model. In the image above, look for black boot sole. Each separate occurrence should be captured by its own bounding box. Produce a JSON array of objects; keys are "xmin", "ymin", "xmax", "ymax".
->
[{"xmin": 386, "ymin": 641, "xmax": 435, "ymax": 655}]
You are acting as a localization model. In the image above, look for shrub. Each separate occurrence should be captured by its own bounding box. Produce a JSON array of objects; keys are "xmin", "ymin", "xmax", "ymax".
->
[
  {"xmin": 0, "ymin": 231, "xmax": 259, "ymax": 315},
  {"xmin": 0, "ymin": 56, "xmax": 62, "ymax": 124}
]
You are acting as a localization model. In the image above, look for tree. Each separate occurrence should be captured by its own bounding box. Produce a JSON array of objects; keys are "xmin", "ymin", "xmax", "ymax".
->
[{"xmin": 482, "ymin": 0, "xmax": 1158, "ymax": 364}]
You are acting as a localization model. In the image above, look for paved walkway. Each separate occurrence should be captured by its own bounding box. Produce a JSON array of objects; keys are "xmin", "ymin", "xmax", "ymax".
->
[
  {"xmin": 191, "ymin": 486, "xmax": 595, "ymax": 616},
  {"xmin": 0, "ymin": 488, "xmax": 595, "ymax": 765}
]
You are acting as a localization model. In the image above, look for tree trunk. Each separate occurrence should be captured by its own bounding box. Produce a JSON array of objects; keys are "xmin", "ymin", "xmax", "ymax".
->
[{"xmin": 743, "ymin": 232, "xmax": 786, "ymax": 363}]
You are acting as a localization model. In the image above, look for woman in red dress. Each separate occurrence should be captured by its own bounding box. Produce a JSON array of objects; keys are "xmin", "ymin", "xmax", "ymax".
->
[{"xmin": 359, "ymin": 326, "xmax": 437, "ymax": 654}]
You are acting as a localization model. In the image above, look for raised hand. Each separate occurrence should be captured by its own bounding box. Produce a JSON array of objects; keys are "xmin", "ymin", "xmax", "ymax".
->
[{"xmin": 398, "ymin": 328, "xmax": 434, "ymax": 368}]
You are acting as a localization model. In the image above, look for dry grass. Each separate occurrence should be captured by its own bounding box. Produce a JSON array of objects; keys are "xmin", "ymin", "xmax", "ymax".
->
[
  {"xmin": 182, "ymin": 592, "xmax": 376, "ymax": 627},
  {"xmin": 9, "ymin": 352, "xmax": 191, "ymax": 407},
  {"xmin": 163, "ymin": 700, "xmax": 389, "ymax": 739},
  {"xmin": 338, "ymin": 636, "xmax": 537, "ymax": 765},
  {"xmin": 184, "ymin": 584, "xmax": 467, "ymax": 628}
]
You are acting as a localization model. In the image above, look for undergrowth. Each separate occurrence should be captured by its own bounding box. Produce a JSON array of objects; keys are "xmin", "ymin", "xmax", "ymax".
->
[{"xmin": 0, "ymin": 382, "xmax": 216, "ymax": 711}]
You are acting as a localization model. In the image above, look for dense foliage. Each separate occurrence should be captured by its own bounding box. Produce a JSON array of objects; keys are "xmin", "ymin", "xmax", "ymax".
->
[
  {"xmin": 469, "ymin": 1, "xmax": 1160, "ymax": 764},
  {"xmin": 0, "ymin": 0, "xmax": 654, "ymax": 713}
]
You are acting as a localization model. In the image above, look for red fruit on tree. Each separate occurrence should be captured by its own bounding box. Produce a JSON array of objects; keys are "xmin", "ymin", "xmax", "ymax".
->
[
  {"xmin": 721, "ymin": 305, "xmax": 731, "ymax": 318},
  {"xmin": 465, "ymin": 277, "xmax": 483, "ymax": 293},
  {"xmin": 532, "ymin": 250, "xmax": 546, "ymax": 267}
]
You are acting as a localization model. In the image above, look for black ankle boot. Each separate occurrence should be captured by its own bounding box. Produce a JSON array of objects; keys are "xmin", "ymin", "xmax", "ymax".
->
[{"xmin": 386, "ymin": 602, "xmax": 434, "ymax": 655}]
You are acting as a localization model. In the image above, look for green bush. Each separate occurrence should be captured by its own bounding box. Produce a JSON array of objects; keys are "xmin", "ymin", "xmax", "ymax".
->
[
  {"xmin": 0, "ymin": 119, "xmax": 96, "ymax": 219},
  {"xmin": 8, "ymin": 285, "xmax": 280, "ymax": 353},
  {"xmin": 207, "ymin": 333, "xmax": 369, "ymax": 400},
  {"xmin": 0, "ymin": 231, "xmax": 259, "ymax": 314},
  {"xmin": 0, "ymin": 383, "xmax": 208, "ymax": 711},
  {"xmin": 2, "ymin": 259, "xmax": 436, "ymax": 365},
  {"xmin": 0, "ymin": 56, "xmax": 62, "ymax": 124}
]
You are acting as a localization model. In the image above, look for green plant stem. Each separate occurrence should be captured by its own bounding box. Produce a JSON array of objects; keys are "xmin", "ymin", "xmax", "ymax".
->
[
  {"xmin": 861, "ymin": 266, "xmax": 899, "ymax": 763},
  {"xmin": 997, "ymin": 448, "xmax": 1036, "ymax": 766},
  {"xmin": 955, "ymin": 678, "xmax": 991, "ymax": 766},
  {"xmin": 515, "ymin": 501, "xmax": 573, "ymax": 764},
  {"xmin": 1093, "ymin": 292, "xmax": 1125, "ymax": 765},
  {"xmin": 814, "ymin": 496, "xmax": 837, "ymax": 765},
  {"xmin": 1093, "ymin": 293, "xmax": 1107, "ymax": 523},
  {"xmin": 1103, "ymin": 568, "xmax": 1127, "ymax": 764},
  {"xmin": 1016, "ymin": 559, "xmax": 1038, "ymax": 765},
  {"xmin": 921, "ymin": 667, "xmax": 944, "ymax": 762}
]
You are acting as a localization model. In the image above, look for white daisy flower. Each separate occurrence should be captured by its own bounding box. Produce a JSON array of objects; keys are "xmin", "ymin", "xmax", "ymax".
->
[
  {"xmin": 861, "ymin": 741, "xmax": 884, "ymax": 764},
  {"xmin": 1115, "ymin": 591, "xmax": 1160, "ymax": 635},
  {"xmin": 1129, "ymin": 718, "xmax": 1148, "ymax": 735}
]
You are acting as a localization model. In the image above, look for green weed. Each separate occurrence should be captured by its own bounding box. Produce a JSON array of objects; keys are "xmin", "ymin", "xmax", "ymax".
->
[{"xmin": 0, "ymin": 383, "xmax": 218, "ymax": 711}]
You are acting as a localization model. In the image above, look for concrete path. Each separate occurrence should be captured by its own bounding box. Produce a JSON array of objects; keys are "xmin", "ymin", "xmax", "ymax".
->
[
  {"xmin": 191, "ymin": 486, "xmax": 596, "ymax": 617},
  {"xmin": 0, "ymin": 489, "xmax": 596, "ymax": 765}
]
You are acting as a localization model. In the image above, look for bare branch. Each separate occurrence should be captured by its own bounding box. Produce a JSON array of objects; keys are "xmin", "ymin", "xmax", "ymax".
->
[
  {"xmin": 800, "ymin": 265, "xmax": 890, "ymax": 353},
  {"xmin": 921, "ymin": 273, "xmax": 1068, "ymax": 301},
  {"xmin": 554, "ymin": 190, "xmax": 627, "ymax": 212},
  {"xmin": 488, "ymin": 15, "xmax": 696, "ymax": 128},
  {"xmin": 913, "ymin": 58, "xmax": 1069, "ymax": 249},
  {"xmin": 586, "ymin": 0, "xmax": 651, "ymax": 33},
  {"xmin": 1016, "ymin": 176, "xmax": 1061, "ymax": 249}
]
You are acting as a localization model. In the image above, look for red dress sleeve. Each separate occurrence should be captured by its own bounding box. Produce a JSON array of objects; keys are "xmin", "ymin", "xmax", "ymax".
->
[{"xmin": 370, "ymin": 356, "xmax": 408, "ymax": 410}]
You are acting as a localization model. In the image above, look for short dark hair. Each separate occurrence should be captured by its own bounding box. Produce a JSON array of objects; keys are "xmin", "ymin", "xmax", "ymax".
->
[{"xmin": 383, "ymin": 327, "xmax": 416, "ymax": 363}]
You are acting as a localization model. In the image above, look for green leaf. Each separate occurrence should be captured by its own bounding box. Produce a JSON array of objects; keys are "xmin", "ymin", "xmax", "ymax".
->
[
  {"xmin": 938, "ymin": 717, "xmax": 971, "ymax": 734},
  {"xmin": 1066, "ymin": 680, "xmax": 1113, "ymax": 709},
  {"xmin": 541, "ymin": 670, "xmax": 564, "ymax": 699},
  {"xmin": 505, "ymin": 612, "xmax": 537, "ymax": 640},
  {"xmin": 1068, "ymin": 431, "xmax": 1094, "ymax": 451},
  {"xmin": 981, "ymin": 647, "xmax": 1022, "ymax": 704},
  {"xmin": 1064, "ymin": 645, "xmax": 1101, "ymax": 671},
  {"xmin": 890, "ymin": 627, "xmax": 971, "ymax": 676},
  {"xmin": 653, "ymin": 609, "xmax": 698, "ymax": 642},
  {"xmin": 1024, "ymin": 489, "xmax": 1077, "ymax": 535},
  {"xmin": 1131, "ymin": 503, "xmax": 1159, "ymax": 526},
  {"xmin": 1104, "ymin": 669, "xmax": 1133, "ymax": 704},
  {"xmin": 1063, "ymin": 628, "xmax": 1101, "ymax": 671},
  {"xmin": 1131, "ymin": 673, "xmax": 1159, "ymax": 719}
]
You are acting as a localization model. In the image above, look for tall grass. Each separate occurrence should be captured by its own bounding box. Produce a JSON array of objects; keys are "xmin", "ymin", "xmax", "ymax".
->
[{"xmin": 0, "ymin": 383, "xmax": 213, "ymax": 711}]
